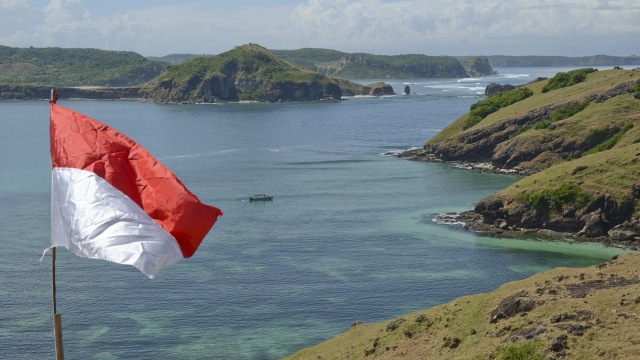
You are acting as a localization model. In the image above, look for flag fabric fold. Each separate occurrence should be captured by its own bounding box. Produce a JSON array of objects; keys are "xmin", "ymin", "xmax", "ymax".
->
[{"xmin": 50, "ymin": 103, "xmax": 222, "ymax": 278}]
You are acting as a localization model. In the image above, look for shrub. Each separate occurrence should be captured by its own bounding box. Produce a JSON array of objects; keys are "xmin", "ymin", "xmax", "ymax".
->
[
  {"xmin": 493, "ymin": 342, "xmax": 545, "ymax": 360},
  {"xmin": 584, "ymin": 123, "xmax": 634, "ymax": 155},
  {"xmin": 634, "ymin": 83, "xmax": 640, "ymax": 100},
  {"xmin": 550, "ymin": 100, "xmax": 590, "ymax": 122},
  {"xmin": 464, "ymin": 87, "xmax": 533, "ymax": 129},
  {"xmin": 519, "ymin": 183, "xmax": 592, "ymax": 213},
  {"xmin": 542, "ymin": 68, "xmax": 597, "ymax": 93},
  {"xmin": 516, "ymin": 100, "xmax": 590, "ymax": 134}
]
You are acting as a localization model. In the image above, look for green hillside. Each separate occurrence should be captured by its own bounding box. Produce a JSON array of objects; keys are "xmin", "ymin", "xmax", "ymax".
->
[
  {"xmin": 402, "ymin": 67, "xmax": 640, "ymax": 242},
  {"xmin": 141, "ymin": 44, "xmax": 390, "ymax": 103},
  {"xmin": 0, "ymin": 45, "xmax": 166, "ymax": 86},
  {"xmin": 270, "ymin": 48, "xmax": 347, "ymax": 70},
  {"xmin": 271, "ymin": 48, "xmax": 493, "ymax": 78}
]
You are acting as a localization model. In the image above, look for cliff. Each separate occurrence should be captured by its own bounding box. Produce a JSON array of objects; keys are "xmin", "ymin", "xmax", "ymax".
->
[
  {"xmin": 401, "ymin": 67, "xmax": 640, "ymax": 244},
  {"xmin": 140, "ymin": 44, "xmax": 390, "ymax": 103}
]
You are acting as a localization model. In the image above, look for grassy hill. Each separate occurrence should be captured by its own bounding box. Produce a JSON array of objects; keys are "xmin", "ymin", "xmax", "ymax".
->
[
  {"xmin": 402, "ymin": 67, "xmax": 640, "ymax": 244},
  {"xmin": 0, "ymin": 45, "xmax": 166, "ymax": 86},
  {"xmin": 140, "ymin": 44, "xmax": 391, "ymax": 103},
  {"xmin": 286, "ymin": 254, "xmax": 640, "ymax": 359}
]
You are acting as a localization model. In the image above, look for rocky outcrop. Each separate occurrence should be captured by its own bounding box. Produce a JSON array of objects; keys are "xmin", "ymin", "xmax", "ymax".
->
[
  {"xmin": 458, "ymin": 191, "xmax": 640, "ymax": 246},
  {"xmin": 484, "ymin": 83, "xmax": 515, "ymax": 96},
  {"xmin": 467, "ymin": 56, "xmax": 497, "ymax": 77},
  {"xmin": 365, "ymin": 82, "xmax": 395, "ymax": 96}
]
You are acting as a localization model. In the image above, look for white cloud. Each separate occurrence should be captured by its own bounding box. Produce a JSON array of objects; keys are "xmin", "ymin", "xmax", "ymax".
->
[
  {"xmin": 289, "ymin": 0, "xmax": 640, "ymax": 55},
  {"xmin": 0, "ymin": 0, "xmax": 638, "ymax": 56}
]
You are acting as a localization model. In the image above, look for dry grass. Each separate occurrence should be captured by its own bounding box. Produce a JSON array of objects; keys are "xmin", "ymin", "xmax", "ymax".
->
[{"xmin": 285, "ymin": 254, "xmax": 640, "ymax": 359}]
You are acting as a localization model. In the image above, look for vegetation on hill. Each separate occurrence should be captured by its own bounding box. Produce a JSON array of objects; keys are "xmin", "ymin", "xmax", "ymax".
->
[
  {"xmin": 286, "ymin": 254, "xmax": 639, "ymax": 359},
  {"xmin": 0, "ymin": 45, "xmax": 166, "ymax": 86},
  {"xmin": 464, "ymin": 87, "xmax": 534, "ymax": 129},
  {"xmin": 141, "ymin": 44, "xmax": 388, "ymax": 103},
  {"xmin": 271, "ymin": 48, "xmax": 494, "ymax": 79},
  {"xmin": 147, "ymin": 54, "xmax": 203, "ymax": 65},
  {"xmin": 541, "ymin": 68, "xmax": 597, "ymax": 93},
  {"xmin": 270, "ymin": 48, "xmax": 347, "ymax": 70},
  {"xmin": 487, "ymin": 55, "xmax": 640, "ymax": 67}
]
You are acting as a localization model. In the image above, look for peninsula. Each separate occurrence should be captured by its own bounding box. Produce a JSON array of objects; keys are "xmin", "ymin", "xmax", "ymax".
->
[{"xmin": 402, "ymin": 67, "xmax": 640, "ymax": 246}]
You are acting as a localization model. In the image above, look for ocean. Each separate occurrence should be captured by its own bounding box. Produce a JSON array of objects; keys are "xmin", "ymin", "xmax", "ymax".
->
[{"xmin": 0, "ymin": 67, "xmax": 632, "ymax": 359}]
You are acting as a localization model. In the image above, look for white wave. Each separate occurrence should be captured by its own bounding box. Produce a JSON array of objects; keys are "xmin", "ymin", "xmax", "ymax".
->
[
  {"xmin": 433, "ymin": 213, "xmax": 465, "ymax": 226},
  {"xmin": 380, "ymin": 146, "xmax": 420, "ymax": 156},
  {"xmin": 457, "ymin": 78, "xmax": 481, "ymax": 82},
  {"xmin": 267, "ymin": 146, "xmax": 303, "ymax": 153},
  {"xmin": 502, "ymin": 73, "xmax": 530, "ymax": 79},
  {"xmin": 160, "ymin": 149, "xmax": 239, "ymax": 160}
]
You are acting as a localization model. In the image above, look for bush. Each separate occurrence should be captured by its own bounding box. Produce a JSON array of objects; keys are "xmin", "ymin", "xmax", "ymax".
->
[
  {"xmin": 584, "ymin": 123, "xmax": 634, "ymax": 155},
  {"xmin": 519, "ymin": 183, "xmax": 592, "ymax": 213},
  {"xmin": 513, "ymin": 100, "xmax": 590, "ymax": 135},
  {"xmin": 464, "ymin": 87, "xmax": 533, "ymax": 129},
  {"xmin": 550, "ymin": 100, "xmax": 591, "ymax": 122},
  {"xmin": 542, "ymin": 68, "xmax": 597, "ymax": 93},
  {"xmin": 634, "ymin": 83, "xmax": 640, "ymax": 100},
  {"xmin": 493, "ymin": 342, "xmax": 545, "ymax": 360}
]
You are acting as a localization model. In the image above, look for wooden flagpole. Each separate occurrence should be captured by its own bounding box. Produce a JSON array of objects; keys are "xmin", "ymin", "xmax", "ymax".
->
[
  {"xmin": 52, "ymin": 247, "xmax": 64, "ymax": 360},
  {"xmin": 51, "ymin": 88, "xmax": 64, "ymax": 360}
]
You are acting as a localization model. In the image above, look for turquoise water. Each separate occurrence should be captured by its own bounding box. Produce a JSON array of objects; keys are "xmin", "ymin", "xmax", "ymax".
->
[{"xmin": 0, "ymin": 68, "xmax": 631, "ymax": 359}]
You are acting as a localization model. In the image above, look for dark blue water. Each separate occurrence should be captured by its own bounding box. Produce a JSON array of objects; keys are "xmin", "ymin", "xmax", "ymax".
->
[{"xmin": 0, "ymin": 68, "xmax": 631, "ymax": 359}]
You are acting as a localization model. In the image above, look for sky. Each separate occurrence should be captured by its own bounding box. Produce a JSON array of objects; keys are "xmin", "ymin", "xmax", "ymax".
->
[{"xmin": 1, "ymin": 0, "xmax": 639, "ymax": 57}]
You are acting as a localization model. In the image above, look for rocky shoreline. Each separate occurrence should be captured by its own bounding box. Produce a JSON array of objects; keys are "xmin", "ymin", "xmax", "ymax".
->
[
  {"xmin": 434, "ymin": 211, "xmax": 639, "ymax": 251},
  {"xmin": 399, "ymin": 148, "xmax": 640, "ymax": 251},
  {"xmin": 397, "ymin": 146, "xmax": 536, "ymax": 176}
]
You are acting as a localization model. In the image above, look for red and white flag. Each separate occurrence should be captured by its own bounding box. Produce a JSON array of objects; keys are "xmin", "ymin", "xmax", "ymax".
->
[{"xmin": 49, "ymin": 103, "xmax": 222, "ymax": 278}]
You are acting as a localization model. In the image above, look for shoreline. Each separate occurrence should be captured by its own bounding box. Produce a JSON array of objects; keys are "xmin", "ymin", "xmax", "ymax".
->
[
  {"xmin": 397, "ymin": 148, "xmax": 640, "ymax": 251},
  {"xmin": 396, "ymin": 146, "xmax": 536, "ymax": 176},
  {"xmin": 434, "ymin": 211, "xmax": 640, "ymax": 251}
]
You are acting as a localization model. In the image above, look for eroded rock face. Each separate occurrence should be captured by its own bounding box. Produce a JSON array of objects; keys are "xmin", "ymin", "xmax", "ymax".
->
[
  {"xmin": 485, "ymin": 83, "xmax": 515, "ymax": 96},
  {"xmin": 490, "ymin": 291, "xmax": 536, "ymax": 323},
  {"xmin": 472, "ymin": 193, "xmax": 639, "ymax": 241}
]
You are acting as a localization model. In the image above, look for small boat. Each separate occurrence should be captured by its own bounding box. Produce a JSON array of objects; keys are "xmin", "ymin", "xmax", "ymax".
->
[{"xmin": 249, "ymin": 194, "xmax": 273, "ymax": 201}]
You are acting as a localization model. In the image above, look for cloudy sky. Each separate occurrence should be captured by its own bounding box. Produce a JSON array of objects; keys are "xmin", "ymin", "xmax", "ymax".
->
[{"xmin": 1, "ymin": 0, "xmax": 638, "ymax": 57}]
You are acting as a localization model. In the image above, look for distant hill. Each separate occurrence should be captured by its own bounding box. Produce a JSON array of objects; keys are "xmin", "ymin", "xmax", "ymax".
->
[
  {"xmin": 0, "ymin": 46, "xmax": 167, "ymax": 86},
  {"xmin": 141, "ymin": 44, "xmax": 392, "ymax": 103},
  {"xmin": 271, "ymin": 48, "xmax": 495, "ymax": 78},
  {"xmin": 148, "ymin": 54, "xmax": 204, "ymax": 65},
  {"xmin": 487, "ymin": 55, "xmax": 640, "ymax": 67}
]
